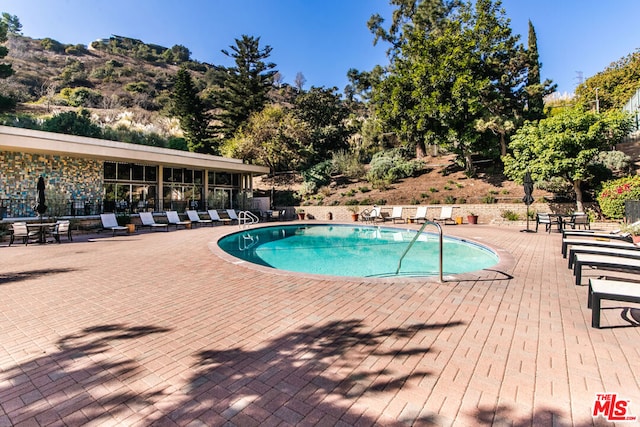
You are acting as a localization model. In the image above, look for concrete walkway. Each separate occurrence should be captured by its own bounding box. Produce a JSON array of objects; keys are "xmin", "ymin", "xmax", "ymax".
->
[{"xmin": 1, "ymin": 222, "xmax": 639, "ymax": 426}]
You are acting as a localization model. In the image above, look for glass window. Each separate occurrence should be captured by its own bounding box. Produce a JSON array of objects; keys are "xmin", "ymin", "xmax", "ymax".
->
[
  {"xmin": 172, "ymin": 168, "xmax": 182, "ymax": 183},
  {"xmin": 117, "ymin": 163, "xmax": 131, "ymax": 181},
  {"xmin": 216, "ymin": 172, "xmax": 230, "ymax": 186},
  {"xmin": 194, "ymin": 170, "xmax": 203, "ymax": 184},
  {"xmin": 183, "ymin": 169, "xmax": 193, "ymax": 184},
  {"xmin": 163, "ymin": 167, "xmax": 172, "ymax": 182},
  {"xmin": 132, "ymin": 164, "xmax": 144, "ymax": 181},
  {"xmin": 145, "ymin": 166, "xmax": 157, "ymax": 182},
  {"xmin": 104, "ymin": 162, "xmax": 117, "ymax": 180},
  {"xmin": 232, "ymin": 174, "xmax": 240, "ymax": 186}
]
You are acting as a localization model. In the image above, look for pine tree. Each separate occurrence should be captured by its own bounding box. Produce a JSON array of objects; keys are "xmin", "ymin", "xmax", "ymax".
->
[
  {"xmin": 171, "ymin": 67, "xmax": 214, "ymax": 154},
  {"xmin": 526, "ymin": 20, "xmax": 544, "ymax": 119},
  {"xmin": 209, "ymin": 35, "xmax": 277, "ymax": 140},
  {"xmin": 0, "ymin": 19, "xmax": 15, "ymax": 110}
]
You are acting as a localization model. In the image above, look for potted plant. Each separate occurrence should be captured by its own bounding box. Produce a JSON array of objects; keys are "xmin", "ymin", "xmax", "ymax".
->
[
  {"xmin": 622, "ymin": 222, "xmax": 640, "ymax": 244},
  {"xmin": 467, "ymin": 212, "xmax": 478, "ymax": 225},
  {"xmin": 346, "ymin": 206, "xmax": 359, "ymax": 221},
  {"xmin": 117, "ymin": 213, "xmax": 135, "ymax": 233},
  {"xmin": 296, "ymin": 209, "xmax": 306, "ymax": 220}
]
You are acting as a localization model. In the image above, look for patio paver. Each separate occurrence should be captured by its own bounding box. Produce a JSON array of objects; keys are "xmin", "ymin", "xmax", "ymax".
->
[{"xmin": 1, "ymin": 223, "xmax": 639, "ymax": 426}]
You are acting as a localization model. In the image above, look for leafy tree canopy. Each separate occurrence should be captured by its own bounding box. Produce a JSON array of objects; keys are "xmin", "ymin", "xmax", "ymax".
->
[
  {"xmin": 42, "ymin": 109, "xmax": 102, "ymax": 138},
  {"xmin": 503, "ymin": 107, "xmax": 633, "ymax": 211}
]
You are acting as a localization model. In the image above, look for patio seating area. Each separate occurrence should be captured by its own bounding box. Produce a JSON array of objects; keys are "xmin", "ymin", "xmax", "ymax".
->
[{"xmin": 1, "ymin": 223, "xmax": 639, "ymax": 425}]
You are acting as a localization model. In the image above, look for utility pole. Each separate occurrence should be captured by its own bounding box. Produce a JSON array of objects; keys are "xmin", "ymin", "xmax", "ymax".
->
[{"xmin": 595, "ymin": 87, "xmax": 600, "ymax": 113}]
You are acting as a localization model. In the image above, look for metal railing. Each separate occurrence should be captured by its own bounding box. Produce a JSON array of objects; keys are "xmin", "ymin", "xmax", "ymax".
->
[
  {"xmin": 0, "ymin": 198, "xmax": 104, "ymax": 219},
  {"xmin": 238, "ymin": 210, "xmax": 260, "ymax": 228},
  {"xmin": 396, "ymin": 220, "xmax": 444, "ymax": 282}
]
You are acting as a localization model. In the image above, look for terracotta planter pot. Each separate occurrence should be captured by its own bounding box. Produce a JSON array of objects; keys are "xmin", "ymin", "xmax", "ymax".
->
[
  {"xmin": 467, "ymin": 215, "xmax": 478, "ymax": 225},
  {"xmin": 351, "ymin": 213, "xmax": 359, "ymax": 221},
  {"xmin": 126, "ymin": 223, "xmax": 136, "ymax": 233},
  {"xmin": 297, "ymin": 213, "xmax": 305, "ymax": 220}
]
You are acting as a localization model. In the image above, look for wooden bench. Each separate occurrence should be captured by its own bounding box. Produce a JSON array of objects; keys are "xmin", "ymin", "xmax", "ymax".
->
[{"xmin": 588, "ymin": 279, "xmax": 640, "ymax": 328}]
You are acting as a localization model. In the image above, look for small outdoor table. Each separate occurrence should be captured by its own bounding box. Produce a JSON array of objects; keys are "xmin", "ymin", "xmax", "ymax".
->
[{"xmin": 27, "ymin": 222, "xmax": 56, "ymax": 244}]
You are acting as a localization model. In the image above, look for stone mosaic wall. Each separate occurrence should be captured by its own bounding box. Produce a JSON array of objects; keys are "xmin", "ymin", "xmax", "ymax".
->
[{"xmin": 0, "ymin": 151, "xmax": 103, "ymax": 205}]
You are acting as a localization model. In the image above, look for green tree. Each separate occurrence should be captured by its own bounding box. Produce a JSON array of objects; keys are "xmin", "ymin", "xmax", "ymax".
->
[
  {"xmin": 0, "ymin": 17, "xmax": 14, "ymax": 110},
  {"xmin": 503, "ymin": 107, "xmax": 633, "ymax": 212},
  {"xmin": 293, "ymin": 86, "xmax": 350, "ymax": 165},
  {"xmin": 208, "ymin": 35, "xmax": 277, "ymax": 140},
  {"xmin": 1, "ymin": 12, "xmax": 21, "ymax": 35},
  {"xmin": 222, "ymin": 105, "xmax": 312, "ymax": 172},
  {"xmin": 171, "ymin": 67, "xmax": 214, "ymax": 154},
  {"xmin": 370, "ymin": 0, "xmax": 531, "ymax": 170},
  {"xmin": 42, "ymin": 109, "xmax": 102, "ymax": 138}
]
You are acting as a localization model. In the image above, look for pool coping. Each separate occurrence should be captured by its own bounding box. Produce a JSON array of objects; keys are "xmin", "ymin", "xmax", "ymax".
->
[{"xmin": 208, "ymin": 221, "xmax": 516, "ymax": 284}]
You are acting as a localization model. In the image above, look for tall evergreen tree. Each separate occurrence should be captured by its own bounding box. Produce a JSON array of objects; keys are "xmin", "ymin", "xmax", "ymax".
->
[
  {"xmin": 171, "ymin": 67, "xmax": 214, "ymax": 154},
  {"xmin": 209, "ymin": 35, "xmax": 277, "ymax": 140},
  {"xmin": 525, "ymin": 20, "xmax": 555, "ymax": 120},
  {"xmin": 0, "ymin": 19, "xmax": 15, "ymax": 110}
]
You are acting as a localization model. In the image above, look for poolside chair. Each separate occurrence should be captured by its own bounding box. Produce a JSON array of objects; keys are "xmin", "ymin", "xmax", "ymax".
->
[
  {"xmin": 166, "ymin": 210, "xmax": 190, "ymax": 229},
  {"xmin": 100, "ymin": 213, "xmax": 129, "ymax": 236},
  {"xmin": 434, "ymin": 206, "xmax": 455, "ymax": 225},
  {"xmin": 563, "ymin": 219, "xmax": 640, "ymax": 239},
  {"xmin": 226, "ymin": 209, "xmax": 239, "ymax": 224},
  {"xmin": 139, "ymin": 212, "xmax": 169, "ymax": 231},
  {"xmin": 361, "ymin": 206, "xmax": 384, "ymax": 223},
  {"xmin": 389, "ymin": 206, "xmax": 405, "ymax": 223},
  {"xmin": 536, "ymin": 213, "xmax": 561, "ymax": 233},
  {"xmin": 561, "ymin": 237, "xmax": 635, "ymax": 257},
  {"xmin": 186, "ymin": 210, "xmax": 213, "ymax": 227},
  {"xmin": 588, "ymin": 278, "xmax": 640, "ymax": 328},
  {"xmin": 409, "ymin": 206, "xmax": 428, "ymax": 224},
  {"xmin": 49, "ymin": 220, "xmax": 72, "ymax": 243},
  {"xmin": 567, "ymin": 244, "xmax": 640, "ymax": 269},
  {"xmin": 9, "ymin": 222, "xmax": 39, "ymax": 246},
  {"xmin": 208, "ymin": 209, "xmax": 232, "ymax": 225},
  {"xmin": 573, "ymin": 253, "xmax": 640, "ymax": 286},
  {"xmin": 564, "ymin": 212, "xmax": 590, "ymax": 230}
]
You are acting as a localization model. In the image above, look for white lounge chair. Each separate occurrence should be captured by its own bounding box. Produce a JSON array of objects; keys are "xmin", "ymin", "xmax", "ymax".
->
[
  {"xmin": 208, "ymin": 209, "xmax": 232, "ymax": 225},
  {"xmin": 166, "ymin": 210, "xmax": 190, "ymax": 229},
  {"xmin": 139, "ymin": 212, "xmax": 169, "ymax": 231},
  {"xmin": 186, "ymin": 210, "xmax": 213, "ymax": 227},
  {"xmin": 561, "ymin": 237, "xmax": 636, "ymax": 257},
  {"xmin": 9, "ymin": 222, "xmax": 39, "ymax": 246},
  {"xmin": 362, "ymin": 206, "xmax": 384, "ymax": 223},
  {"xmin": 434, "ymin": 206, "xmax": 455, "ymax": 225},
  {"xmin": 588, "ymin": 278, "xmax": 640, "ymax": 328},
  {"xmin": 100, "ymin": 213, "xmax": 129, "ymax": 236},
  {"xmin": 573, "ymin": 253, "xmax": 640, "ymax": 286},
  {"xmin": 50, "ymin": 220, "xmax": 72, "ymax": 243},
  {"xmin": 567, "ymin": 244, "xmax": 640, "ymax": 269},
  {"xmin": 409, "ymin": 206, "xmax": 428, "ymax": 224},
  {"xmin": 226, "ymin": 209, "xmax": 239, "ymax": 224},
  {"xmin": 389, "ymin": 206, "xmax": 405, "ymax": 223}
]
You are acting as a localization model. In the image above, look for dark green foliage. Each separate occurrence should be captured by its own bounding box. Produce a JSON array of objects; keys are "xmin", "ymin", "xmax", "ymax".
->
[
  {"xmin": 170, "ymin": 67, "xmax": 214, "ymax": 154},
  {"xmin": 366, "ymin": 148, "xmax": 424, "ymax": 184},
  {"xmin": 40, "ymin": 37, "xmax": 66, "ymax": 53},
  {"xmin": 0, "ymin": 19, "xmax": 13, "ymax": 81},
  {"xmin": 208, "ymin": 35, "xmax": 277, "ymax": 140},
  {"xmin": 42, "ymin": 110, "xmax": 102, "ymax": 138},
  {"xmin": 302, "ymin": 160, "xmax": 334, "ymax": 188}
]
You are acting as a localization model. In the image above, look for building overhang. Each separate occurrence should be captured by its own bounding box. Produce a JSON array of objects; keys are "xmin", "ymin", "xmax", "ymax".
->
[{"xmin": 0, "ymin": 125, "xmax": 270, "ymax": 175}]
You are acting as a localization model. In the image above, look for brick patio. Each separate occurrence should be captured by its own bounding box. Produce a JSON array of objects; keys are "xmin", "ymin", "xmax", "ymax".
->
[{"xmin": 1, "ymin": 222, "xmax": 639, "ymax": 426}]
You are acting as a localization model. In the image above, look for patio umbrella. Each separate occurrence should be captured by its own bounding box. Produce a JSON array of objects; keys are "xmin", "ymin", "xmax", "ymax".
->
[
  {"xmin": 35, "ymin": 176, "xmax": 47, "ymax": 218},
  {"xmin": 521, "ymin": 172, "xmax": 534, "ymax": 232}
]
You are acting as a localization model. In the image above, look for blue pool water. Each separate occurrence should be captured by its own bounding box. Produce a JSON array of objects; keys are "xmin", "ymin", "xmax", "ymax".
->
[{"xmin": 217, "ymin": 224, "xmax": 499, "ymax": 278}]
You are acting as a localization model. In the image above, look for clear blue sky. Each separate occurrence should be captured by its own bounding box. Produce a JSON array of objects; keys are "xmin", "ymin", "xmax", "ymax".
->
[{"xmin": 3, "ymin": 0, "xmax": 640, "ymax": 96}]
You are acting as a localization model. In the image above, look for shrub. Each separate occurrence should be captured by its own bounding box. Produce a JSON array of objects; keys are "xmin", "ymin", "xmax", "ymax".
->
[
  {"xmin": 366, "ymin": 149, "xmax": 424, "ymax": 184},
  {"xmin": 597, "ymin": 176, "xmax": 640, "ymax": 219},
  {"xmin": 443, "ymin": 195, "xmax": 456, "ymax": 204},
  {"xmin": 482, "ymin": 194, "xmax": 497, "ymax": 204},
  {"xmin": 501, "ymin": 210, "xmax": 520, "ymax": 221},
  {"xmin": 332, "ymin": 150, "xmax": 364, "ymax": 179}
]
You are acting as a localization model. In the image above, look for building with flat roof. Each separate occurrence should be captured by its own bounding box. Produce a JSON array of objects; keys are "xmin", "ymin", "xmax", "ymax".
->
[{"xmin": 0, "ymin": 125, "xmax": 269, "ymax": 218}]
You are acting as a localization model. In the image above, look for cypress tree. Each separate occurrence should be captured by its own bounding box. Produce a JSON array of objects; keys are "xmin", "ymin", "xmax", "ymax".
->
[
  {"xmin": 526, "ymin": 20, "xmax": 544, "ymax": 120},
  {"xmin": 171, "ymin": 67, "xmax": 214, "ymax": 154}
]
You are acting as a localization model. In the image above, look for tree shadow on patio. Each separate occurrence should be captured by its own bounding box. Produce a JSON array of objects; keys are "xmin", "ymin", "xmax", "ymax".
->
[
  {"xmin": 169, "ymin": 318, "xmax": 464, "ymax": 425},
  {"xmin": 0, "ymin": 323, "xmax": 171, "ymax": 426},
  {"xmin": 472, "ymin": 404, "xmax": 599, "ymax": 426},
  {"xmin": 0, "ymin": 268, "xmax": 76, "ymax": 285}
]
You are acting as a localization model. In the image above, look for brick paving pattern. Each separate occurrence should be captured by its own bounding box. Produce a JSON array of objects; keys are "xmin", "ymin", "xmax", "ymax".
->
[{"xmin": 1, "ymin": 222, "xmax": 639, "ymax": 426}]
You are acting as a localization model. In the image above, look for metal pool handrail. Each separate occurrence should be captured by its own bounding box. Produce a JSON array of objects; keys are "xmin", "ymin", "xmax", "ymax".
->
[
  {"xmin": 238, "ymin": 210, "xmax": 259, "ymax": 228},
  {"xmin": 396, "ymin": 220, "xmax": 443, "ymax": 282}
]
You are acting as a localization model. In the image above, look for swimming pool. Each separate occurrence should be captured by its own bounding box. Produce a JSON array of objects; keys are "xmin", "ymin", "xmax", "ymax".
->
[{"xmin": 217, "ymin": 224, "xmax": 499, "ymax": 278}]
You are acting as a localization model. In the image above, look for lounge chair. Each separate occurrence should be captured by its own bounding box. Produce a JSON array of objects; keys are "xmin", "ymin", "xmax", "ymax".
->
[
  {"xmin": 536, "ymin": 213, "xmax": 561, "ymax": 233},
  {"xmin": 50, "ymin": 220, "xmax": 72, "ymax": 243},
  {"xmin": 409, "ymin": 206, "xmax": 428, "ymax": 224},
  {"xmin": 9, "ymin": 222, "xmax": 39, "ymax": 246},
  {"xmin": 389, "ymin": 206, "xmax": 405, "ymax": 224},
  {"xmin": 139, "ymin": 212, "xmax": 169, "ymax": 231},
  {"xmin": 573, "ymin": 253, "xmax": 640, "ymax": 286},
  {"xmin": 226, "ymin": 209, "xmax": 239, "ymax": 224},
  {"xmin": 434, "ymin": 206, "xmax": 455, "ymax": 225},
  {"xmin": 100, "ymin": 213, "xmax": 129, "ymax": 236},
  {"xmin": 186, "ymin": 210, "xmax": 213, "ymax": 227},
  {"xmin": 567, "ymin": 245, "xmax": 640, "ymax": 269},
  {"xmin": 561, "ymin": 237, "xmax": 635, "ymax": 257},
  {"xmin": 166, "ymin": 210, "xmax": 190, "ymax": 229},
  {"xmin": 361, "ymin": 207, "xmax": 383, "ymax": 223},
  {"xmin": 563, "ymin": 219, "xmax": 640, "ymax": 240},
  {"xmin": 208, "ymin": 209, "xmax": 232, "ymax": 225},
  {"xmin": 588, "ymin": 278, "xmax": 640, "ymax": 328}
]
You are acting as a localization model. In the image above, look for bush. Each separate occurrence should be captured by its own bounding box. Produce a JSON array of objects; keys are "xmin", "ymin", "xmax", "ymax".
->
[
  {"xmin": 332, "ymin": 150, "xmax": 364, "ymax": 179},
  {"xmin": 597, "ymin": 176, "xmax": 640, "ymax": 219},
  {"xmin": 366, "ymin": 149, "xmax": 424, "ymax": 184},
  {"xmin": 302, "ymin": 160, "xmax": 334, "ymax": 190},
  {"xmin": 501, "ymin": 210, "xmax": 520, "ymax": 221}
]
